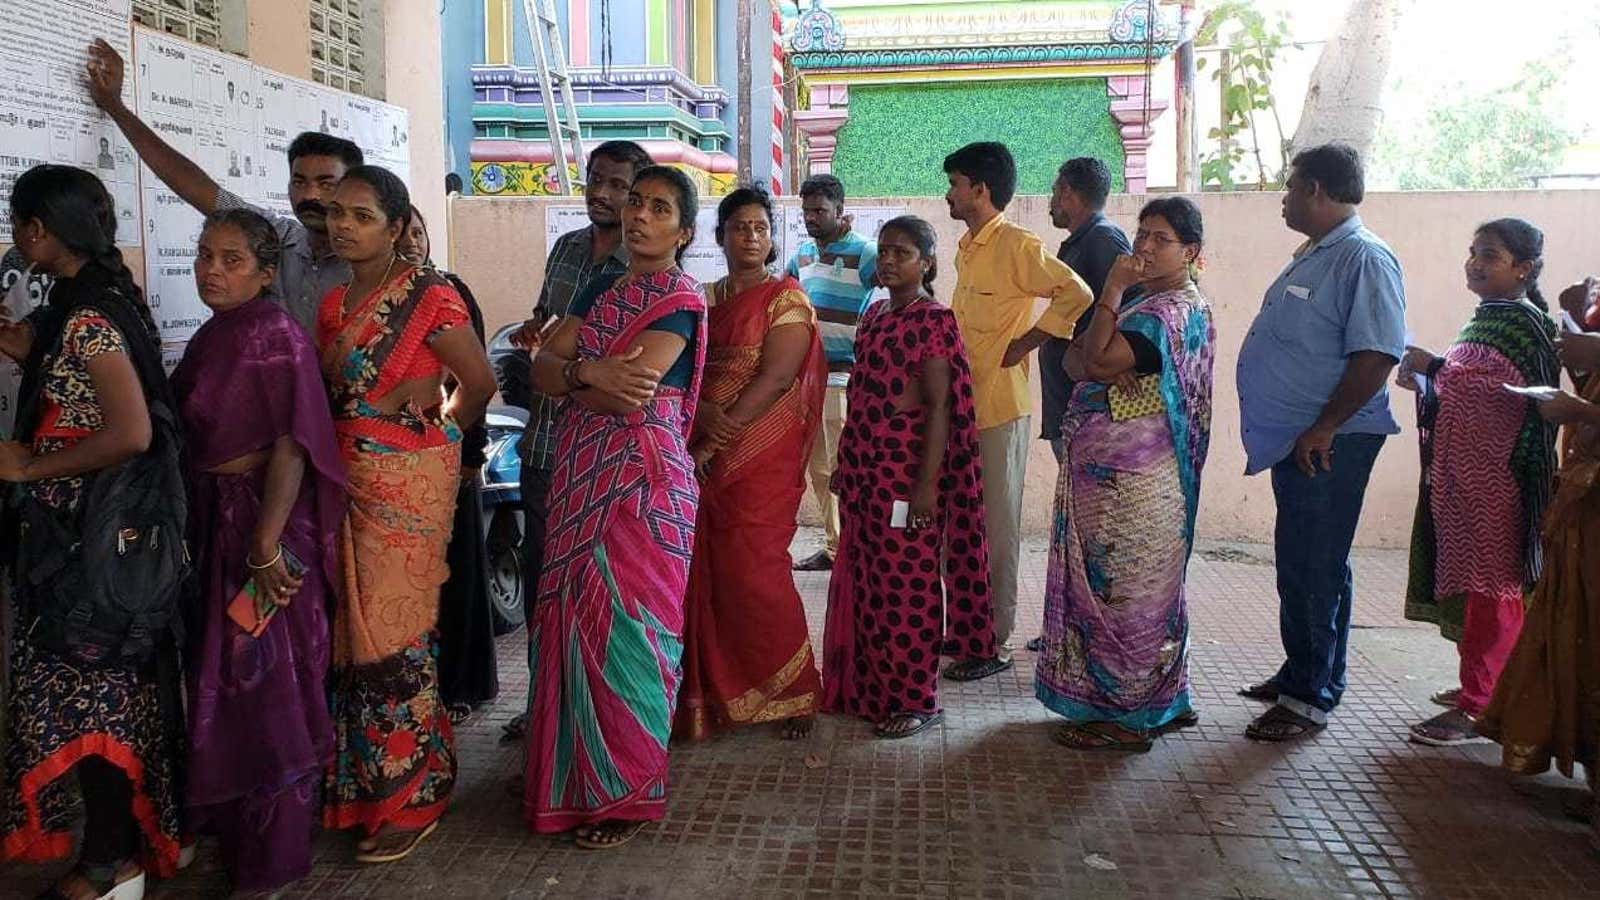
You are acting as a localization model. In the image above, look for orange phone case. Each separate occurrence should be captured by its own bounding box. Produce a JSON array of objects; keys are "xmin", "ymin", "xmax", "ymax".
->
[{"xmin": 226, "ymin": 546, "xmax": 307, "ymax": 638}]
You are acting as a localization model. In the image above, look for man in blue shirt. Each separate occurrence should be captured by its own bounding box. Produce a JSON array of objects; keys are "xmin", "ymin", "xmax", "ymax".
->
[
  {"xmin": 1041, "ymin": 157, "xmax": 1133, "ymax": 463},
  {"xmin": 1235, "ymin": 144, "xmax": 1406, "ymax": 741},
  {"xmin": 786, "ymin": 175, "xmax": 878, "ymax": 571}
]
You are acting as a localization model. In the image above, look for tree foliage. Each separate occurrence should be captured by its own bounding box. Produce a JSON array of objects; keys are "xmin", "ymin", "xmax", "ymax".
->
[
  {"xmin": 1371, "ymin": 61, "xmax": 1574, "ymax": 190},
  {"xmin": 1194, "ymin": 1, "xmax": 1294, "ymax": 190}
]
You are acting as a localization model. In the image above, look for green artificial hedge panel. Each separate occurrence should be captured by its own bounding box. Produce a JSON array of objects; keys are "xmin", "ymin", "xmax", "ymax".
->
[{"xmin": 830, "ymin": 79, "xmax": 1124, "ymax": 197}]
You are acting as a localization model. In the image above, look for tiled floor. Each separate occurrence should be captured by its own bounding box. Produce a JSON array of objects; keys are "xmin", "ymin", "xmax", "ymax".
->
[{"xmin": 8, "ymin": 534, "xmax": 1599, "ymax": 899}]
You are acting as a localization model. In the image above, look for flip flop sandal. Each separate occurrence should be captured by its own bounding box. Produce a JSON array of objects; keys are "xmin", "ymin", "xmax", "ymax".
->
[
  {"xmin": 874, "ymin": 710, "xmax": 945, "ymax": 740},
  {"xmin": 1408, "ymin": 710, "xmax": 1489, "ymax": 747},
  {"xmin": 1430, "ymin": 687, "xmax": 1462, "ymax": 708},
  {"xmin": 1156, "ymin": 711, "xmax": 1201, "ymax": 735},
  {"xmin": 36, "ymin": 869, "xmax": 146, "ymax": 900},
  {"xmin": 1245, "ymin": 705, "xmax": 1324, "ymax": 742},
  {"xmin": 943, "ymin": 657, "xmax": 1014, "ymax": 682},
  {"xmin": 1237, "ymin": 680, "xmax": 1280, "ymax": 702},
  {"xmin": 575, "ymin": 820, "xmax": 648, "ymax": 850},
  {"xmin": 355, "ymin": 821, "xmax": 438, "ymax": 864},
  {"xmin": 499, "ymin": 713, "xmax": 528, "ymax": 744},
  {"xmin": 1053, "ymin": 722, "xmax": 1153, "ymax": 753}
]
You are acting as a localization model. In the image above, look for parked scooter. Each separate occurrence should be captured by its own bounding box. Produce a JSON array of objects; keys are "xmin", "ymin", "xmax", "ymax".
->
[{"xmin": 480, "ymin": 323, "xmax": 533, "ymax": 634}]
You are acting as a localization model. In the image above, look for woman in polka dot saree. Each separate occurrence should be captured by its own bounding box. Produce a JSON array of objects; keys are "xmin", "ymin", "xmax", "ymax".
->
[{"xmin": 821, "ymin": 215, "xmax": 995, "ymax": 739}]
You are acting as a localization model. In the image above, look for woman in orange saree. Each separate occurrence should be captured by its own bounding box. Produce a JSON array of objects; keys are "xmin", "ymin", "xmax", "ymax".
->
[
  {"xmin": 675, "ymin": 186, "xmax": 827, "ymax": 742},
  {"xmin": 315, "ymin": 167, "xmax": 495, "ymax": 865}
]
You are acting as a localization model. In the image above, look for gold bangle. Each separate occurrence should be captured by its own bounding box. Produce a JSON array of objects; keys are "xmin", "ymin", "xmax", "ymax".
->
[{"xmin": 247, "ymin": 544, "xmax": 284, "ymax": 570}]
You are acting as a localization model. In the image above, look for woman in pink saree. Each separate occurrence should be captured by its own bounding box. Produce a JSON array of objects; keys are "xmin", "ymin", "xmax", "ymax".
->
[
  {"xmin": 822, "ymin": 215, "xmax": 995, "ymax": 739},
  {"xmin": 522, "ymin": 166, "xmax": 706, "ymax": 849}
]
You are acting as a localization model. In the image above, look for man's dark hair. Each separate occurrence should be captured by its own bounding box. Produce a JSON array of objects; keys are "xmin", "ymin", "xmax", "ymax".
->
[
  {"xmin": 943, "ymin": 142, "xmax": 1017, "ymax": 210},
  {"xmin": 798, "ymin": 174, "xmax": 845, "ymax": 208},
  {"xmin": 1290, "ymin": 143, "xmax": 1364, "ymax": 205},
  {"xmin": 589, "ymin": 140, "xmax": 653, "ymax": 175},
  {"xmin": 287, "ymin": 131, "xmax": 364, "ymax": 169},
  {"xmin": 1056, "ymin": 157, "xmax": 1112, "ymax": 210}
]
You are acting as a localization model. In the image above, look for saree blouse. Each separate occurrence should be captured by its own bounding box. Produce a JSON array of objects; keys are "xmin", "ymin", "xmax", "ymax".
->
[{"xmin": 317, "ymin": 265, "xmax": 471, "ymax": 454}]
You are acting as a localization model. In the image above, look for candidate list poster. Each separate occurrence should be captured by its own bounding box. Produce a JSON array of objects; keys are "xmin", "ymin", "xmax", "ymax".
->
[
  {"xmin": 134, "ymin": 28, "xmax": 256, "ymax": 341},
  {"xmin": 135, "ymin": 28, "xmax": 411, "ymax": 343},
  {"xmin": 0, "ymin": 0, "xmax": 139, "ymax": 245}
]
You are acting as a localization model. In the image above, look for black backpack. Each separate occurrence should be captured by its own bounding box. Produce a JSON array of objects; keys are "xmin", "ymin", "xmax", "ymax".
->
[{"xmin": 9, "ymin": 296, "xmax": 190, "ymax": 669}]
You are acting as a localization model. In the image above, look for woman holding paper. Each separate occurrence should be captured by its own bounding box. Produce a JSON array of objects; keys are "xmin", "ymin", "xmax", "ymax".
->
[
  {"xmin": 1397, "ymin": 218, "xmax": 1559, "ymax": 747},
  {"xmin": 172, "ymin": 208, "xmax": 346, "ymax": 897},
  {"xmin": 820, "ymin": 215, "xmax": 995, "ymax": 740},
  {"xmin": 1477, "ymin": 331, "xmax": 1600, "ymax": 844}
]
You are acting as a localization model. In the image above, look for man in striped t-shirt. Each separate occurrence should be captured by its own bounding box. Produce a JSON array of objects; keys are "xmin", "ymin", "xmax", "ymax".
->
[{"xmin": 785, "ymin": 175, "xmax": 878, "ymax": 571}]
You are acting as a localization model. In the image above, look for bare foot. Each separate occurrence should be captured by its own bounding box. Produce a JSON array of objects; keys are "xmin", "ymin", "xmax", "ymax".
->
[
  {"xmin": 781, "ymin": 715, "xmax": 815, "ymax": 740},
  {"xmin": 575, "ymin": 819, "xmax": 646, "ymax": 849}
]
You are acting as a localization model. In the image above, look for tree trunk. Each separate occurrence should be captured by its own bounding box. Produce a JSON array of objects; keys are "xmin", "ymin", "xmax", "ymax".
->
[
  {"xmin": 1288, "ymin": 0, "xmax": 1400, "ymax": 159},
  {"xmin": 1174, "ymin": 0, "xmax": 1198, "ymax": 192},
  {"xmin": 736, "ymin": 0, "xmax": 754, "ymax": 183}
]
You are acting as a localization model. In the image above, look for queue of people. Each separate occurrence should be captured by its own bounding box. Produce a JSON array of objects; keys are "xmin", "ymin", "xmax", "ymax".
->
[{"xmin": 1, "ymin": 37, "xmax": 1599, "ymax": 900}]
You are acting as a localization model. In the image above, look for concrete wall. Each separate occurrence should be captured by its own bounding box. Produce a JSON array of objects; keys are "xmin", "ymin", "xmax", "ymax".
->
[
  {"xmin": 447, "ymin": 188, "xmax": 1600, "ymax": 548},
  {"xmin": 143, "ymin": 1, "xmax": 449, "ymax": 268},
  {"xmin": 381, "ymin": 0, "xmax": 449, "ymax": 257}
]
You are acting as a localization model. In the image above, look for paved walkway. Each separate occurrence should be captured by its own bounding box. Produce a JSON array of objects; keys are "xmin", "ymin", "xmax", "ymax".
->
[{"xmin": 8, "ymin": 535, "xmax": 1599, "ymax": 899}]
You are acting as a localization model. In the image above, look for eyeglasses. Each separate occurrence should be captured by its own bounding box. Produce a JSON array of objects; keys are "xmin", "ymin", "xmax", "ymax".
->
[{"xmin": 1133, "ymin": 230, "xmax": 1182, "ymax": 247}]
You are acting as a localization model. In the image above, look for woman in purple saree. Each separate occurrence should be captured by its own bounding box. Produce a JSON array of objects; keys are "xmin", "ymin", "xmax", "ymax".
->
[
  {"xmin": 172, "ymin": 210, "xmax": 346, "ymax": 896},
  {"xmin": 1035, "ymin": 197, "xmax": 1214, "ymax": 753}
]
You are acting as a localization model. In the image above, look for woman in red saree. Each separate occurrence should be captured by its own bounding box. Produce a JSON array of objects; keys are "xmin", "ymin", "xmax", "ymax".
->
[
  {"xmin": 523, "ymin": 166, "xmax": 706, "ymax": 849},
  {"xmin": 316, "ymin": 167, "xmax": 495, "ymax": 864},
  {"xmin": 675, "ymin": 186, "xmax": 826, "ymax": 742},
  {"xmin": 822, "ymin": 215, "xmax": 996, "ymax": 738}
]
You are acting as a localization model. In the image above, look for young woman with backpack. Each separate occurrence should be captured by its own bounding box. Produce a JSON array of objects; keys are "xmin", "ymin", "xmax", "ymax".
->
[{"xmin": 0, "ymin": 165, "xmax": 186, "ymax": 900}]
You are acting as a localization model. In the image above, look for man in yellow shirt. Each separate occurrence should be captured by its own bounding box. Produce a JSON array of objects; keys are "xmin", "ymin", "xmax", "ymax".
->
[{"xmin": 941, "ymin": 142, "xmax": 1094, "ymax": 681}]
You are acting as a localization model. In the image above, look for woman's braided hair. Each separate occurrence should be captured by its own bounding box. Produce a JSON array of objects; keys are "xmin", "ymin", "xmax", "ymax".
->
[{"xmin": 9, "ymin": 164, "xmax": 159, "ymax": 343}]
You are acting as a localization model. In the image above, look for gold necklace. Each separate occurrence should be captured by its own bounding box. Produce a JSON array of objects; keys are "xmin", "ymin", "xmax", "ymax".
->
[{"xmin": 342, "ymin": 252, "xmax": 398, "ymax": 320}]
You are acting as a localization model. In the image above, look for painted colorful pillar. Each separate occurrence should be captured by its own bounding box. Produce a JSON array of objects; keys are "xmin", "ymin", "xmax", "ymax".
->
[
  {"xmin": 770, "ymin": 5, "xmax": 786, "ymax": 194},
  {"xmin": 463, "ymin": 0, "xmax": 740, "ymax": 196}
]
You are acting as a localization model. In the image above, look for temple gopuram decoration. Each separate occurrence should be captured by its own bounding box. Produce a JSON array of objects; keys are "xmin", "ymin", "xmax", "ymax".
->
[
  {"xmin": 461, "ymin": 0, "xmax": 740, "ymax": 197},
  {"xmin": 786, "ymin": 0, "xmax": 1177, "ymax": 196}
]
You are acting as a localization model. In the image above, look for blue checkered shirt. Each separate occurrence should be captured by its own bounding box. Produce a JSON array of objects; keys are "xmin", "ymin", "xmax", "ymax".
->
[{"xmin": 521, "ymin": 226, "xmax": 629, "ymax": 470}]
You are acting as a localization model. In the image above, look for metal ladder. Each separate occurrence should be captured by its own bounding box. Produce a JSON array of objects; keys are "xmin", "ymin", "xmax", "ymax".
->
[{"xmin": 521, "ymin": 0, "xmax": 586, "ymax": 194}]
